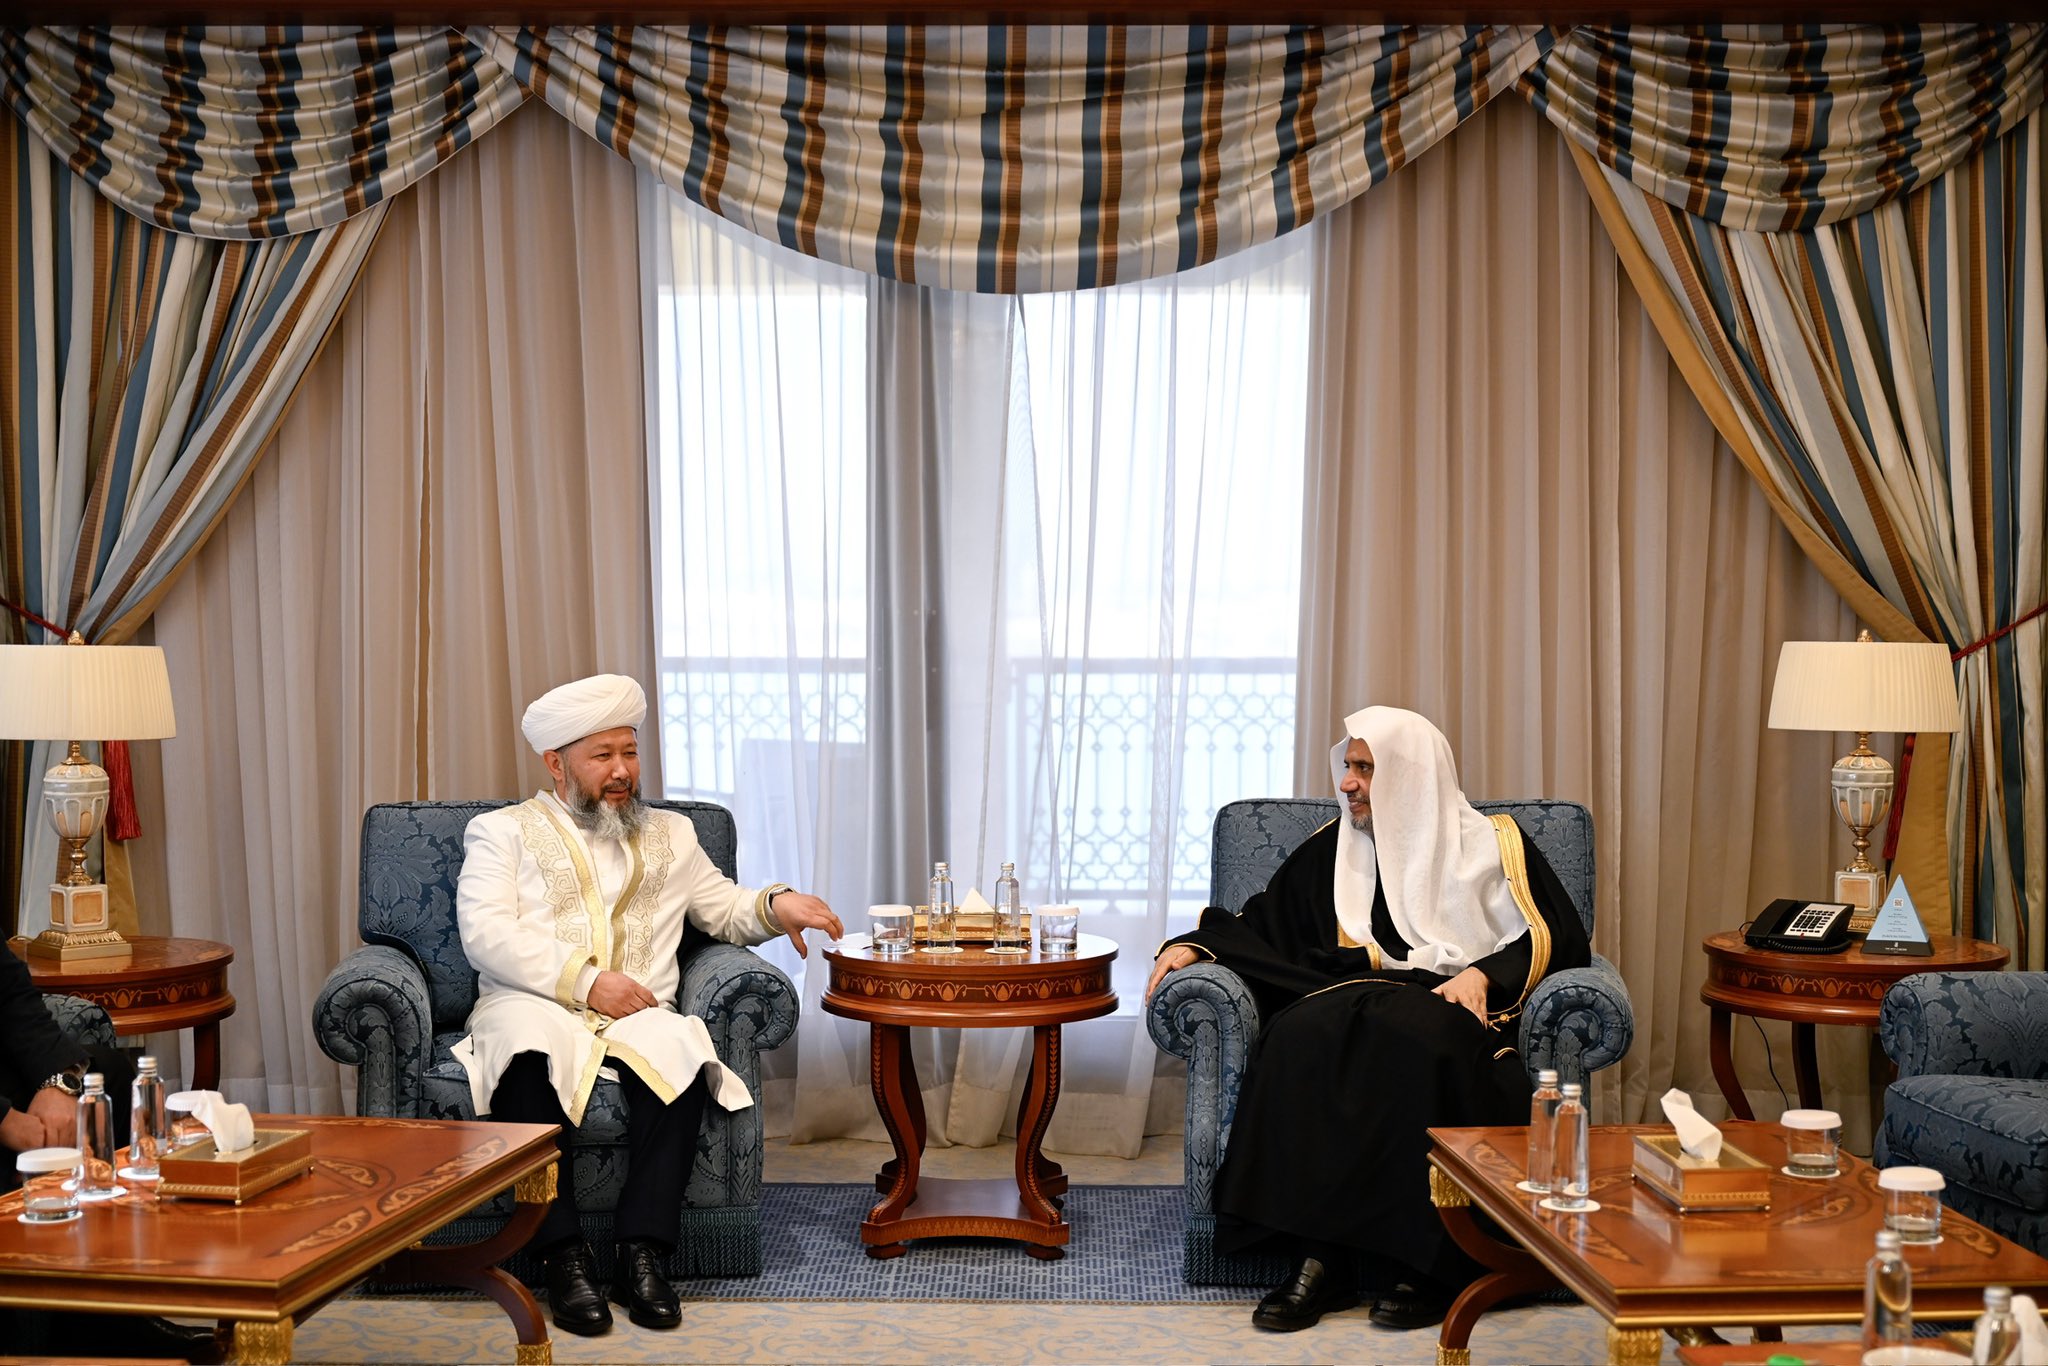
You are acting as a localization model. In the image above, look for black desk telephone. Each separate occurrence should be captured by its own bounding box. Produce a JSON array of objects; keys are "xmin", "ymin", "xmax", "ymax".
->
[{"xmin": 1745, "ymin": 899, "xmax": 1853, "ymax": 954}]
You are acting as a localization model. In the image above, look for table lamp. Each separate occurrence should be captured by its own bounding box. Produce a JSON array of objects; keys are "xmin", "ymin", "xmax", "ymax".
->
[
  {"xmin": 1767, "ymin": 630, "xmax": 1961, "ymax": 933},
  {"xmin": 0, "ymin": 635, "xmax": 177, "ymax": 960}
]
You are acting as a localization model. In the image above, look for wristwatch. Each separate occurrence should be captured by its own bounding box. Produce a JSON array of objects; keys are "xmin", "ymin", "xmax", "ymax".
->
[{"xmin": 41, "ymin": 1063, "xmax": 86, "ymax": 1097}]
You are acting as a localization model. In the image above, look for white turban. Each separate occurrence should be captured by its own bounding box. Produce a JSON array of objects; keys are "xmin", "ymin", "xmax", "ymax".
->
[{"xmin": 521, "ymin": 674, "xmax": 647, "ymax": 755}]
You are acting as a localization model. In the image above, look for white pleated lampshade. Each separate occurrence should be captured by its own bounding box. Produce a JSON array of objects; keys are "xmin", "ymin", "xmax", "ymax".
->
[
  {"xmin": 1767, "ymin": 639, "xmax": 1961, "ymax": 734},
  {"xmin": 0, "ymin": 644, "xmax": 177, "ymax": 741}
]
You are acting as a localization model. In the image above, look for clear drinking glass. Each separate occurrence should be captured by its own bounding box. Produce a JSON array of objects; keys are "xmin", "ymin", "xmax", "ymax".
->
[
  {"xmin": 868, "ymin": 905, "xmax": 913, "ymax": 955},
  {"xmin": 1880, "ymin": 1166, "xmax": 1945, "ymax": 1243},
  {"xmin": 1037, "ymin": 905, "xmax": 1079, "ymax": 955},
  {"xmin": 16, "ymin": 1148, "xmax": 82, "ymax": 1224},
  {"xmin": 1782, "ymin": 1108, "xmax": 1842, "ymax": 1179}
]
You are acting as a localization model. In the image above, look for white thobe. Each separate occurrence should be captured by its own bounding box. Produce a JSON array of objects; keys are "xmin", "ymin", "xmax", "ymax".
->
[{"xmin": 451, "ymin": 791, "xmax": 779, "ymax": 1125}]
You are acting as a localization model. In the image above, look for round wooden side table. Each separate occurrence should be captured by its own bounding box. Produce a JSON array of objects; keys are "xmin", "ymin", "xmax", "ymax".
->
[
  {"xmin": 820, "ymin": 932, "xmax": 1119, "ymax": 1260},
  {"xmin": 9, "ymin": 935, "xmax": 236, "ymax": 1090},
  {"xmin": 1699, "ymin": 929, "xmax": 2007, "ymax": 1120}
]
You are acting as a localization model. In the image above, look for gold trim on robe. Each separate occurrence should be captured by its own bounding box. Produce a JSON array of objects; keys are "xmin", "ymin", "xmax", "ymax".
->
[{"xmin": 1487, "ymin": 812, "xmax": 1551, "ymax": 1024}]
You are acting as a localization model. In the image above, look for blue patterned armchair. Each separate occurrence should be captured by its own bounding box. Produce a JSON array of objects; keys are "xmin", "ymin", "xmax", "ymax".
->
[
  {"xmin": 1146, "ymin": 796, "xmax": 1633, "ymax": 1285},
  {"xmin": 312, "ymin": 800, "xmax": 797, "ymax": 1282},
  {"xmin": 1876, "ymin": 971, "xmax": 2048, "ymax": 1257},
  {"xmin": 44, "ymin": 993, "xmax": 115, "ymax": 1051}
]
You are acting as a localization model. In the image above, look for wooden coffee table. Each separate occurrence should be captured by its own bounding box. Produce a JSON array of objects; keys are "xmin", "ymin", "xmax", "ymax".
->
[
  {"xmin": 1427, "ymin": 1121, "xmax": 2048, "ymax": 1366},
  {"xmin": 0, "ymin": 1114, "xmax": 560, "ymax": 1364},
  {"xmin": 820, "ymin": 933, "xmax": 1118, "ymax": 1260}
]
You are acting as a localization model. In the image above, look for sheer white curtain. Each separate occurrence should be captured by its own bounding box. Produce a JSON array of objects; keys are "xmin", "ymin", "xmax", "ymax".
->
[{"xmin": 644, "ymin": 186, "xmax": 1312, "ymax": 1156}]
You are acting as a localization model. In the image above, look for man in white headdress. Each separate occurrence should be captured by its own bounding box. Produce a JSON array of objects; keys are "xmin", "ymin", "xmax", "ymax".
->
[
  {"xmin": 1145, "ymin": 706, "xmax": 1590, "ymax": 1334},
  {"xmin": 454, "ymin": 673, "xmax": 841, "ymax": 1339}
]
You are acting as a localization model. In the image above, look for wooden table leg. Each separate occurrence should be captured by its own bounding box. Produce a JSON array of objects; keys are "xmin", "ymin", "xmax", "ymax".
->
[
  {"xmin": 1606, "ymin": 1325, "xmax": 1663, "ymax": 1364},
  {"xmin": 1014, "ymin": 1024, "xmax": 1067, "ymax": 1258},
  {"xmin": 1430, "ymin": 1165, "xmax": 1558, "ymax": 1364},
  {"xmin": 193, "ymin": 1020, "xmax": 222, "ymax": 1091},
  {"xmin": 863, "ymin": 1023, "xmax": 923, "ymax": 1258},
  {"xmin": 370, "ymin": 1160, "xmax": 555, "ymax": 1364},
  {"xmin": 1791, "ymin": 1022, "xmax": 1823, "ymax": 1110},
  {"xmin": 229, "ymin": 1317, "xmax": 293, "ymax": 1364},
  {"xmin": 1709, "ymin": 1006, "xmax": 1754, "ymax": 1120},
  {"xmin": 1013, "ymin": 1047, "xmax": 1067, "ymax": 1202}
]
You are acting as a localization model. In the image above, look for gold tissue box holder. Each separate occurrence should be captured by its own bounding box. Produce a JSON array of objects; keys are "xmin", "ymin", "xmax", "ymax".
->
[
  {"xmin": 911, "ymin": 907, "xmax": 1031, "ymax": 944},
  {"xmin": 158, "ymin": 1128, "xmax": 314, "ymax": 1203},
  {"xmin": 1631, "ymin": 1133, "xmax": 1772, "ymax": 1212}
]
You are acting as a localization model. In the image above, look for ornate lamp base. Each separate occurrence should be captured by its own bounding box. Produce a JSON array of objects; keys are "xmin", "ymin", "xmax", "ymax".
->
[{"xmin": 27, "ymin": 881, "xmax": 132, "ymax": 960}]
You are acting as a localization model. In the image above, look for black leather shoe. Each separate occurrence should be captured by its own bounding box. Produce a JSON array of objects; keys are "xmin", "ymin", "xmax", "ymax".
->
[
  {"xmin": 1369, "ymin": 1281, "xmax": 1454, "ymax": 1330},
  {"xmin": 544, "ymin": 1240, "xmax": 613, "ymax": 1337},
  {"xmin": 1251, "ymin": 1256, "xmax": 1361, "ymax": 1332},
  {"xmin": 609, "ymin": 1238, "xmax": 682, "ymax": 1330}
]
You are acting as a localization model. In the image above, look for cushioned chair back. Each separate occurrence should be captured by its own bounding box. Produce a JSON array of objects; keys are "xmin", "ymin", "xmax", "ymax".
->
[
  {"xmin": 1210, "ymin": 797, "xmax": 1595, "ymax": 936},
  {"xmin": 358, "ymin": 799, "xmax": 739, "ymax": 1030}
]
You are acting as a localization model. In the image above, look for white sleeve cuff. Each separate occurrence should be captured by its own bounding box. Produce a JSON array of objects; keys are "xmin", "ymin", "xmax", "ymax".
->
[{"xmin": 573, "ymin": 962, "xmax": 600, "ymax": 1005}]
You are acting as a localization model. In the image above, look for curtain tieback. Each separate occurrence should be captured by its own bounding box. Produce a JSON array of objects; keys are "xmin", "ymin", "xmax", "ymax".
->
[
  {"xmin": 0, "ymin": 595, "xmax": 143, "ymax": 843},
  {"xmin": 1881, "ymin": 600, "xmax": 2048, "ymax": 862}
]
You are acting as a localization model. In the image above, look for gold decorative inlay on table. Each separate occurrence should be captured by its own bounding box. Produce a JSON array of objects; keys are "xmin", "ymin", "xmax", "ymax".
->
[
  {"xmin": 230, "ymin": 1318, "xmax": 292, "ymax": 1365},
  {"xmin": 515, "ymin": 1162, "xmax": 558, "ymax": 1205},
  {"xmin": 1428, "ymin": 1165, "xmax": 1472, "ymax": 1208}
]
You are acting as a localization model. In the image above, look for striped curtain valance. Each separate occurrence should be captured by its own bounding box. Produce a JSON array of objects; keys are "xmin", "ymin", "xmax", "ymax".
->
[
  {"xmin": 0, "ymin": 26, "xmax": 525, "ymax": 239},
  {"xmin": 471, "ymin": 24, "xmax": 1544, "ymax": 293},
  {"xmin": 1523, "ymin": 24, "xmax": 2048, "ymax": 232}
]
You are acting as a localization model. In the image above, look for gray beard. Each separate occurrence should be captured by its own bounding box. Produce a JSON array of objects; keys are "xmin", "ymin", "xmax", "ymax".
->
[
  {"xmin": 1349, "ymin": 812, "xmax": 1373, "ymax": 834},
  {"xmin": 567, "ymin": 782, "xmax": 648, "ymax": 842}
]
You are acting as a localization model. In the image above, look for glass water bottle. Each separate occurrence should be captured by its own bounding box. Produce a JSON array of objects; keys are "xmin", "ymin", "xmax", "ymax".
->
[
  {"xmin": 73, "ymin": 1072, "xmax": 120, "ymax": 1202},
  {"xmin": 123, "ymin": 1056, "xmax": 168, "ymax": 1182},
  {"xmin": 926, "ymin": 861, "xmax": 959, "ymax": 954},
  {"xmin": 1863, "ymin": 1229, "xmax": 1913, "ymax": 1350},
  {"xmin": 1523, "ymin": 1069, "xmax": 1563, "ymax": 1194},
  {"xmin": 1545, "ymin": 1081, "xmax": 1591, "ymax": 1211},
  {"xmin": 1972, "ymin": 1284, "xmax": 2020, "ymax": 1365},
  {"xmin": 991, "ymin": 861, "xmax": 1026, "ymax": 953}
]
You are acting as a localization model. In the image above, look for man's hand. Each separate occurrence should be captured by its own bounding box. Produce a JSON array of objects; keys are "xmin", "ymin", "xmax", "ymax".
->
[
  {"xmin": 587, "ymin": 970, "xmax": 658, "ymax": 1019},
  {"xmin": 0, "ymin": 1106, "xmax": 47, "ymax": 1152},
  {"xmin": 1431, "ymin": 966, "xmax": 1491, "ymax": 1025},
  {"xmin": 1145, "ymin": 945, "xmax": 1200, "ymax": 1001},
  {"xmin": 771, "ymin": 892, "xmax": 843, "ymax": 958},
  {"xmin": 26, "ymin": 1085, "xmax": 75, "ymax": 1147}
]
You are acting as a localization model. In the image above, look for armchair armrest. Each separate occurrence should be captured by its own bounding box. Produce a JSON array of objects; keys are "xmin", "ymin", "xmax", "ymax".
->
[
  {"xmin": 1518, "ymin": 954, "xmax": 1633, "ymax": 1085},
  {"xmin": 314, "ymin": 945, "xmax": 431, "ymax": 1117},
  {"xmin": 1146, "ymin": 962, "xmax": 1261, "ymax": 1211},
  {"xmin": 42, "ymin": 993, "xmax": 115, "ymax": 1051},
  {"xmin": 677, "ymin": 942, "xmax": 797, "ymax": 1213},
  {"xmin": 1881, "ymin": 971, "xmax": 2048, "ymax": 1081}
]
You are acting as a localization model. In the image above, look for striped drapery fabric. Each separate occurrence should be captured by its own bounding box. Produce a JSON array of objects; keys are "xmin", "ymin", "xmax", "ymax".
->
[
  {"xmin": 1523, "ymin": 24, "xmax": 2048, "ymax": 232},
  {"xmin": 0, "ymin": 114, "xmax": 382, "ymax": 929},
  {"xmin": 0, "ymin": 120, "xmax": 381, "ymax": 645},
  {"xmin": 0, "ymin": 26, "xmax": 523, "ymax": 239},
  {"xmin": 1587, "ymin": 111, "xmax": 2046, "ymax": 965},
  {"xmin": 470, "ymin": 24, "xmax": 1544, "ymax": 293}
]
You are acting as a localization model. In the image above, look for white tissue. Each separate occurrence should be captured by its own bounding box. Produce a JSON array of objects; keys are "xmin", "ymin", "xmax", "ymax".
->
[
  {"xmin": 2011, "ymin": 1293, "xmax": 2048, "ymax": 1366},
  {"xmin": 1659, "ymin": 1088, "xmax": 1723, "ymax": 1162},
  {"xmin": 183, "ymin": 1090, "xmax": 256, "ymax": 1153},
  {"xmin": 959, "ymin": 888, "xmax": 994, "ymax": 918}
]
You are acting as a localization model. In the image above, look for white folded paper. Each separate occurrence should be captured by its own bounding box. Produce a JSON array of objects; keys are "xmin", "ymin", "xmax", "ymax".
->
[
  {"xmin": 1659, "ymin": 1088, "xmax": 1723, "ymax": 1162},
  {"xmin": 181, "ymin": 1090, "xmax": 256, "ymax": 1153},
  {"xmin": 958, "ymin": 887, "xmax": 994, "ymax": 919},
  {"xmin": 2010, "ymin": 1293, "xmax": 2048, "ymax": 1366}
]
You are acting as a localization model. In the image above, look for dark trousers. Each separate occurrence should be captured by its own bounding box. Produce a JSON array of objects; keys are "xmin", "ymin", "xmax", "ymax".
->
[{"xmin": 488, "ymin": 1050, "xmax": 708, "ymax": 1254}]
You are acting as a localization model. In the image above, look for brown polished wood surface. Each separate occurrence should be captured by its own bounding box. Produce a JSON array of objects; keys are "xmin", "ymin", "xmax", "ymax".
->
[
  {"xmin": 1700, "ymin": 931, "xmax": 2008, "ymax": 1120},
  {"xmin": 821, "ymin": 933, "xmax": 1117, "ymax": 1260},
  {"xmin": 10, "ymin": 935, "xmax": 237, "ymax": 1091},
  {"xmin": 0, "ymin": 1115, "xmax": 559, "ymax": 1364},
  {"xmin": 1428, "ymin": 1121, "xmax": 2048, "ymax": 1363}
]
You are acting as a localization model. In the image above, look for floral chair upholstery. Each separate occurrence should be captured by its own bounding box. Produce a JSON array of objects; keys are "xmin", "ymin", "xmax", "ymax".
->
[
  {"xmin": 1877, "ymin": 970, "xmax": 2048, "ymax": 1257},
  {"xmin": 313, "ymin": 800, "xmax": 797, "ymax": 1283},
  {"xmin": 1146, "ymin": 796, "xmax": 1633, "ymax": 1286},
  {"xmin": 44, "ymin": 993, "xmax": 115, "ymax": 1051}
]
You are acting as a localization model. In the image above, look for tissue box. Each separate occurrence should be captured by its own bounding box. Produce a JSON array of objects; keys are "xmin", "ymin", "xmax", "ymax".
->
[
  {"xmin": 158, "ymin": 1128, "xmax": 314, "ymax": 1203},
  {"xmin": 911, "ymin": 908, "xmax": 1030, "ymax": 943},
  {"xmin": 1631, "ymin": 1133, "xmax": 1772, "ymax": 1212}
]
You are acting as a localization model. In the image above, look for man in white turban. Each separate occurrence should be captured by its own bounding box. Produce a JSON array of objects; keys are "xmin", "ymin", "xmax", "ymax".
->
[
  {"xmin": 1145, "ymin": 707, "xmax": 1589, "ymax": 1334},
  {"xmin": 454, "ymin": 673, "xmax": 841, "ymax": 1338}
]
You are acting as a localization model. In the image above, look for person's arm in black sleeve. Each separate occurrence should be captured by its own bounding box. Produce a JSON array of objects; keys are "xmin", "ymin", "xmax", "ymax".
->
[{"xmin": 0, "ymin": 948, "xmax": 87, "ymax": 1126}]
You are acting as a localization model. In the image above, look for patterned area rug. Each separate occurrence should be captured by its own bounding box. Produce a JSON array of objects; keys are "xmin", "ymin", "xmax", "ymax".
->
[{"xmin": 692, "ymin": 1183, "xmax": 1251, "ymax": 1302}]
